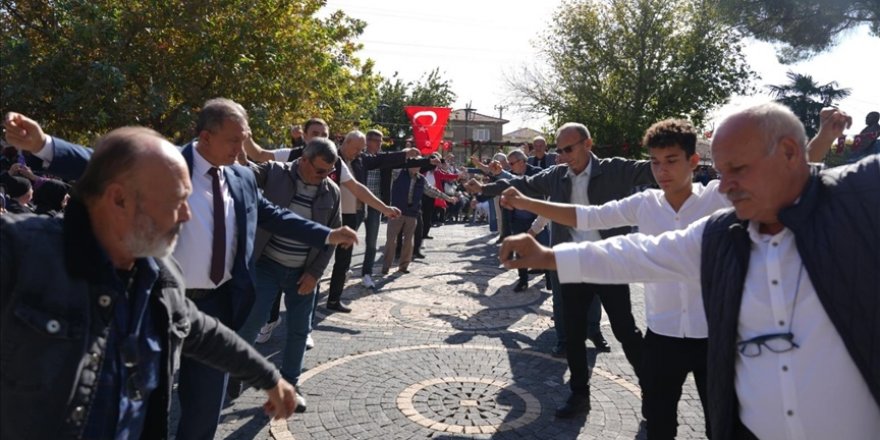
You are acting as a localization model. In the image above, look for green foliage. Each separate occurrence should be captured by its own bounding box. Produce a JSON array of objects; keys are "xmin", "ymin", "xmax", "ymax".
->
[
  {"xmin": 370, "ymin": 68, "xmax": 456, "ymax": 143},
  {"xmin": 718, "ymin": 0, "xmax": 880, "ymax": 63},
  {"xmin": 508, "ymin": 0, "xmax": 754, "ymax": 156},
  {"xmin": 1, "ymin": 0, "xmax": 381, "ymax": 145},
  {"xmin": 768, "ymin": 71, "xmax": 851, "ymax": 137}
]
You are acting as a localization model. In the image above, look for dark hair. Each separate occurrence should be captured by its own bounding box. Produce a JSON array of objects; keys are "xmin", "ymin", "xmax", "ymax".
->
[
  {"xmin": 33, "ymin": 178, "xmax": 70, "ymax": 214},
  {"xmin": 642, "ymin": 119, "xmax": 697, "ymax": 158},
  {"xmin": 195, "ymin": 98, "xmax": 248, "ymax": 134},
  {"xmin": 304, "ymin": 118, "xmax": 329, "ymax": 134},
  {"xmin": 75, "ymin": 127, "xmax": 165, "ymax": 201}
]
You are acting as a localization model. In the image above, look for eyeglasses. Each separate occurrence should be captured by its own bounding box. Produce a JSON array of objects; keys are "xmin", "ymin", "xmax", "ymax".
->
[
  {"xmin": 508, "ymin": 159, "xmax": 522, "ymax": 166},
  {"xmin": 557, "ymin": 137, "xmax": 586, "ymax": 154},
  {"xmin": 309, "ymin": 159, "xmax": 336, "ymax": 176},
  {"xmin": 737, "ymin": 332, "xmax": 799, "ymax": 357}
]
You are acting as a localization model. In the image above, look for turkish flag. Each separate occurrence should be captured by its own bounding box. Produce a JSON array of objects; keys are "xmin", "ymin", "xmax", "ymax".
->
[{"xmin": 405, "ymin": 106, "xmax": 451, "ymax": 155}]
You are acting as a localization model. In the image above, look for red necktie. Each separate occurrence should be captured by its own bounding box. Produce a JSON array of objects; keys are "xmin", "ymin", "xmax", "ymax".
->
[{"xmin": 208, "ymin": 167, "xmax": 226, "ymax": 285}]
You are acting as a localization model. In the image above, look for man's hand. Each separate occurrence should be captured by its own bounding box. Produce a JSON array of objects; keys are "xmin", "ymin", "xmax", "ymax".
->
[
  {"xmin": 464, "ymin": 178, "xmax": 483, "ymax": 195},
  {"xmin": 818, "ymin": 107, "xmax": 852, "ymax": 139},
  {"xmin": 383, "ymin": 205, "xmax": 401, "ymax": 219},
  {"xmin": 9, "ymin": 163, "xmax": 37, "ymax": 181},
  {"xmin": 499, "ymin": 234, "xmax": 557, "ymax": 271},
  {"xmin": 297, "ymin": 273, "xmax": 318, "ymax": 295},
  {"xmin": 469, "ymin": 154, "xmax": 482, "ymax": 166},
  {"xmin": 499, "ymin": 187, "xmax": 531, "ymax": 211},
  {"xmin": 263, "ymin": 378, "xmax": 298, "ymax": 420},
  {"xmin": 327, "ymin": 226, "xmax": 358, "ymax": 248},
  {"xmin": 3, "ymin": 112, "xmax": 47, "ymax": 153}
]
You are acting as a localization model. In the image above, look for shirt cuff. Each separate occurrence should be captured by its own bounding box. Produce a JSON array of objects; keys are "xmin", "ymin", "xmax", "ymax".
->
[
  {"xmin": 575, "ymin": 205, "xmax": 591, "ymax": 230},
  {"xmin": 33, "ymin": 136, "xmax": 55, "ymax": 165},
  {"xmin": 554, "ymin": 242, "xmax": 585, "ymax": 284}
]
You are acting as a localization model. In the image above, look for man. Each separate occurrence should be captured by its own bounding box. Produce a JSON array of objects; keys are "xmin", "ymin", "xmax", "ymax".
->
[
  {"xmin": 466, "ymin": 122, "xmax": 654, "ymax": 419},
  {"xmin": 860, "ymin": 111, "xmax": 880, "ymax": 135},
  {"xmin": 236, "ymin": 137, "xmax": 343, "ymax": 412},
  {"xmin": 527, "ymin": 136, "xmax": 558, "ymax": 169},
  {"xmin": 497, "ymin": 149, "xmax": 544, "ymax": 292},
  {"xmin": 0, "ymin": 127, "xmax": 298, "ymax": 439},
  {"xmin": 500, "ymin": 103, "xmax": 878, "ymax": 439},
  {"xmin": 4, "ymin": 101, "xmax": 358, "ymax": 440},
  {"xmin": 0, "ymin": 174, "xmax": 33, "ymax": 213},
  {"xmin": 502, "ymin": 119, "xmax": 725, "ymax": 437}
]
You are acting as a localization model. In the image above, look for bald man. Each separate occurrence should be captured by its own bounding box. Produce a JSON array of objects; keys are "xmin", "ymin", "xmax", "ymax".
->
[{"xmin": 0, "ymin": 126, "xmax": 298, "ymax": 439}]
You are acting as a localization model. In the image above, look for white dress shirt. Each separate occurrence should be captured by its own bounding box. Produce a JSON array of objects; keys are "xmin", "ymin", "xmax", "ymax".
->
[
  {"xmin": 338, "ymin": 160, "xmax": 357, "ymax": 214},
  {"xmin": 554, "ymin": 218, "xmax": 880, "ymax": 439},
  {"xmin": 173, "ymin": 143, "xmax": 237, "ymax": 289},
  {"xmin": 566, "ymin": 160, "xmax": 602, "ymax": 244},
  {"xmin": 572, "ymin": 180, "xmax": 728, "ymax": 338}
]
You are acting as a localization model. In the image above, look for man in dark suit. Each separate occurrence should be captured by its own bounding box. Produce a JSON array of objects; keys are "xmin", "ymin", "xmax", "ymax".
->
[
  {"xmin": 3, "ymin": 101, "xmax": 358, "ymax": 440},
  {"xmin": 527, "ymin": 136, "xmax": 558, "ymax": 169}
]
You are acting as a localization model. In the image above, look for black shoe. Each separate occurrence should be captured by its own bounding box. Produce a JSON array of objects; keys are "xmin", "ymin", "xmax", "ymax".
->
[
  {"xmin": 424, "ymin": 235, "xmax": 434, "ymax": 239},
  {"xmin": 226, "ymin": 378, "xmax": 243, "ymax": 401},
  {"xmin": 413, "ymin": 252, "xmax": 426, "ymax": 259},
  {"xmin": 326, "ymin": 301, "xmax": 352, "ymax": 313},
  {"xmin": 555, "ymin": 394, "xmax": 590, "ymax": 418},
  {"xmin": 589, "ymin": 334, "xmax": 611, "ymax": 352},
  {"xmin": 295, "ymin": 392, "xmax": 308, "ymax": 413},
  {"xmin": 513, "ymin": 280, "xmax": 528, "ymax": 292}
]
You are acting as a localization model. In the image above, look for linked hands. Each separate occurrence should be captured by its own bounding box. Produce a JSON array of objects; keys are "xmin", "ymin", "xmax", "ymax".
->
[
  {"xmin": 263, "ymin": 379, "xmax": 298, "ymax": 419},
  {"xmin": 499, "ymin": 234, "xmax": 557, "ymax": 271},
  {"xmin": 328, "ymin": 226, "xmax": 359, "ymax": 248}
]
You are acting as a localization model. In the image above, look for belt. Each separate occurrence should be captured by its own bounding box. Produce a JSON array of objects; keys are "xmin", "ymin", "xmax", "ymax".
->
[{"xmin": 185, "ymin": 288, "xmax": 217, "ymax": 300}]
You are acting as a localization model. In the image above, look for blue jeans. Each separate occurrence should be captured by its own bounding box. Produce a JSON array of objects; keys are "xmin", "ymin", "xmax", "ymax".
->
[
  {"xmin": 238, "ymin": 258, "xmax": 313, "ymax": 384},
  {"xmin": 488, "ymin": 199, "xmax": 498, "ymax": 232},
  {"xmin": 362, "ymin": 206, "xmax": 382, "ymax": 276}
]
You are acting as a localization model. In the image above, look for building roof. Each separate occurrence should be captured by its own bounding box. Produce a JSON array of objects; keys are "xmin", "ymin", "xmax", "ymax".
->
[
  {"xmin": 503, "ymin": 127, "xmax": 544, "ymax": 143},
  {"xmin": 448, "ymin": 109, "xmax": 509, "ymax": 124}
]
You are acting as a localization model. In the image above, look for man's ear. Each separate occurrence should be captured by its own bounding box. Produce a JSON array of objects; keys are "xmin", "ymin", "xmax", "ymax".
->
[
  {"xmin": 689, "ymin": 152, "xmax": 701, "ymax": 169},
  {"xmin": 778, "ymin": 136, "xmax": 803, "ymax": 163}
]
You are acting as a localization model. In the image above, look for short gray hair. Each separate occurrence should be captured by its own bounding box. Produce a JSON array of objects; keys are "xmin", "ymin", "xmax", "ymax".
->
[
  {"xmin": 736, "ymin": 102, "xmax": 808, "ymax": 153},
  {"xmin": 507, "ymin": 150, "xmax": 527, "ymax": 162},
  {"xmin": 532, "ymin": 136, "xmax": 547, "ymax": 144},
  {"xmin": 493, "ymin": 152, "xmax": 507, "ymax": 162},
  {"xmin": 196, "ymin": 98, "xmax": 249, "ymax": 134},
  {"xmin": 302, "ymin": 137, "xmax": 338, "ymax": 164},
  {"xmin": 555, "ymin": 122, "xmax": 591, "ymax": 140},
  {"xmin": 343, "ymin": 130, "xmax": 366, "ymax": 145}
]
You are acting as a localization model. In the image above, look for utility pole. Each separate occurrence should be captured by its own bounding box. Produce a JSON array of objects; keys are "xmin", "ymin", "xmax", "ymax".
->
[
  {"xmin": 464, "ymin": 102, "xmax": 477, "ymax": 158},
  {"xmin": 493, "ymin": 104, "xmax": 507, "ymax": 119}
]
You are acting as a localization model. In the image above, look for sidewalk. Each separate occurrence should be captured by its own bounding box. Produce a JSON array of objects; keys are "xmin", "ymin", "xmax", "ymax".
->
[{"xmin": 175, "ymin": 222, "xmax": 707, "ymax": 439}]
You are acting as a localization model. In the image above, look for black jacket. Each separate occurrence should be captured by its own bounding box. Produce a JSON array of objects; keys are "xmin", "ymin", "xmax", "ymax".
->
[
  {"xmin": 700, "ymin": 155, "xmax": 880, "ymax": 440},
  {"xmin": 0, "ymin": 201, "xmax": 282, "ymax": 439}
]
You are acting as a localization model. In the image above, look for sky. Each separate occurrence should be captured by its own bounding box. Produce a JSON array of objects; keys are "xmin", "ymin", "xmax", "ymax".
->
[{"xmin": 322, "ymin": 0, "xmax": 878, "ymax": 137}]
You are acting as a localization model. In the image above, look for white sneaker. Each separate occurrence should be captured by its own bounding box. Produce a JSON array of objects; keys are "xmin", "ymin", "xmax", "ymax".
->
[
  {"xmin": 345, "ymin": 270, "xmax": 354, "ymax": 283},
  {"xmin": 305, "ymin": 333, "xmax": 315, "ymax": 350},
  {"xmin": 255, "ymin": 317, "xmax": 282, "ymax": 344},
  {"xmin": 362, "ymin": 274, "xmax": 376, "ymax": 289}
]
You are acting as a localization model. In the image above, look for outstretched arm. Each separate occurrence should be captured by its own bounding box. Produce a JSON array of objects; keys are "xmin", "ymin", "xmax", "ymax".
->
[
  {"xmin": 806, "ymin": 107, "xmax": 852, "ymax": 162},
  {"xmin": 341, "ymin": 178, "xmax": 401, "ymax": 219}
]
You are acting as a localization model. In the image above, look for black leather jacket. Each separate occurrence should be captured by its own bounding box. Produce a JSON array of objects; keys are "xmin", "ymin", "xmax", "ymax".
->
[{"xmin": 0, "ymin": 200, "xmax": 282, "ymax": 439}]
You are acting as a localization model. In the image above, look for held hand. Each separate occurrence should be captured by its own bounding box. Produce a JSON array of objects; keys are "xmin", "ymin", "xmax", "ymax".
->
[
  {"xmin": 817, "ymin": 107, "xmax": 852, "ymax": 139},
  {"xmin": 469, "ymin": 154, "xmax": 481, "ymax": 166},
  {"xmin": 328, "ymin": 226, "xmax": 358, "ymax": 248},
  {"xmin": 499, "ymin": 234, "xmax": 557, "ymax": 271},
  {"xmin": 464, "ymin": 179, "xmax": 483, "ymax": 195},
  {"xmin": 3, "ymin": 112, "xmax": 47, "ymax": 153},
  {"xmin": 384, "ymin": 206, "xmax": 401, "ymax": 219},
  {"xmin": 499, "ymin": 187, "xmax": 529, "ymax": 211},
  {"xmin": 263, "ymin": 379, "xmax": 298, "ymax": 420},
  {"xmin": 297, "ymin": 273, "xmax": 318, "ymax": 295}
]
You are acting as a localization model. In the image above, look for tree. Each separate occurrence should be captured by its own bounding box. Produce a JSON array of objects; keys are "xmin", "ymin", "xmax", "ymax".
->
[
  {"xmin": 718, "ymin": 0, "xmax": 880, "ymax": 63},
  {"xmin": 370, "ymin": 68, "xmax": 456, "ymax": 145},
  {"xmin": 507, "ymin": 0, "xmax": 754, "ymax": 155},
  {"xmin": 1, "ymin": 0, "xmax": 380, "ymax": 145},
  {"xmin": 767, "ymin": 71, "xmax": 851, "ymax": 137}
]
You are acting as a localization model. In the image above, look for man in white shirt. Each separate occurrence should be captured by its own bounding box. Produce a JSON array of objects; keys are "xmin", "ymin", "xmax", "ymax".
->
[{"xmin": 499, "ymin": 104, "xmax": 879, "ymax": 440}]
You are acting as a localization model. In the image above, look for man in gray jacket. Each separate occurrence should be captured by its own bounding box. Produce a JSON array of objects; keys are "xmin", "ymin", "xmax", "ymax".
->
[
  {"xmin": 236, "ymin": 137, "xmax": 343, "ymax": 412},
  {"xmin": 0, "ymin": 127, "xmax": 297, "ymax": 439},
  {"xmin": 466, "ymin": 122, "xmax": 655, "ymax": 419}
]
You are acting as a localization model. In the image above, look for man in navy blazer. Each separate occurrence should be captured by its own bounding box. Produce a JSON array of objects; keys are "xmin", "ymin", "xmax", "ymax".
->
[{"xmin": 4, "ymin": 102, "xmax": 358, "ymax": 440}]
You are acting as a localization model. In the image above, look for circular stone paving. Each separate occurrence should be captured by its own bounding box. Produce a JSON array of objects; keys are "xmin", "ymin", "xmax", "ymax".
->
[{"xmin": 288, "ymin": 345, "xmax": 643, "ymax": 439}]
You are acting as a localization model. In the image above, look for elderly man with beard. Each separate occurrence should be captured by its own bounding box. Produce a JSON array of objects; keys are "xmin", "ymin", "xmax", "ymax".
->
[{"xmin": 0, "ymin": 127, "xmax": 298, "ymax": 440}]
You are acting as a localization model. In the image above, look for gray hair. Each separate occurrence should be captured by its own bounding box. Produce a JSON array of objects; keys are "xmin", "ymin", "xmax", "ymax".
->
[
  {"xmin": 735, "ymin": 102, "xmax": 808, "ymax": 153},
  {"xmin": 302, "ymin": 137, "xmax": 338, "ymax": 164},
  {"xmin": 343, "ymin": 130, "xmax": 366, "ymax": 145},
  {"xmin": 366, "ymin": 129, "xmax": 384, "ymax": 140},
  {"xmin": 555, "ymin": 122, "xmax": 591, "ymax": 140},
  {"xmin": 196, "ymin": 98, "xmax": 249, "ymax": 134},
  {"xmin": 507, "ymin": 150, "xmax": 527, "ymax": 162},
  {"xmin": 532, "ymin": 136, "xmax": 547, "ymax": 144},
  {"xmin": 493, "ymin": 152, "xmax": 507, "ymax": 162}
]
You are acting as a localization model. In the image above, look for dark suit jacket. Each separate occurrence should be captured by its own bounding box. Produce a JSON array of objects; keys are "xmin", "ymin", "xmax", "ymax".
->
[
  {"xmin": 48, "ymin": 137, "xmax": 332, "ymax": 328},
  {"xmin": 527, "ymin": 153, "xmax": 558, "ymax": 169}
]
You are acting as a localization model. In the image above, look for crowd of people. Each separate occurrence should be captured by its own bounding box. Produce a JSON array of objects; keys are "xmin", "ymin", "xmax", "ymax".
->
[{"xmin": 1, "ymin": 100, "xmax": 877, "ymax": 440}]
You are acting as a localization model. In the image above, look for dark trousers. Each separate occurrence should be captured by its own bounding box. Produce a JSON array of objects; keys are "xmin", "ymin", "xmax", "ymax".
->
[
  {"xmin": 176, "ymin": 283, "xmax": 235, "ymax": 440},
  {"xmin": 327, "ymin": 211, "xmax": 363, "ymax": 304},
  {"xmin": 510, "ymin": 216, "xmax": 536, "ymax": 283},
  {"xmin": 561, "ymin": 282, "xmax": 643, "ymax": 396},
  {"xmin": 642, "ymin": 329, "xmax": 710, "ymax": 439},
  {"xmin": 420, "ymin": 195, "xmax": 435, "ymax": 238},
  {"xmin": 361, "ymin": 206, "xmax": 382, "ymax": 276}
]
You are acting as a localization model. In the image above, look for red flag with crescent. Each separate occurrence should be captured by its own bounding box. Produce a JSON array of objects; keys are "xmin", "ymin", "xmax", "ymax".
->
[{"xmin": 405, "ymin": 106, "xmax": 452, "ymax": 155}]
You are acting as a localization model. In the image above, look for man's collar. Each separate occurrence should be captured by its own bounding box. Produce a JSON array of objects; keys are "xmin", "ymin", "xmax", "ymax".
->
[{"xmin": 192, "ymin": 141, "xmax": 221, "ymax": 177}]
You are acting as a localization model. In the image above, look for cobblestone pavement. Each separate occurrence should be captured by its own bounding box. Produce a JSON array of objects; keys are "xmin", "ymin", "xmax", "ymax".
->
[{"xmin": 173, "ymin": 222, "xmax": 708, "ymax": 439}]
